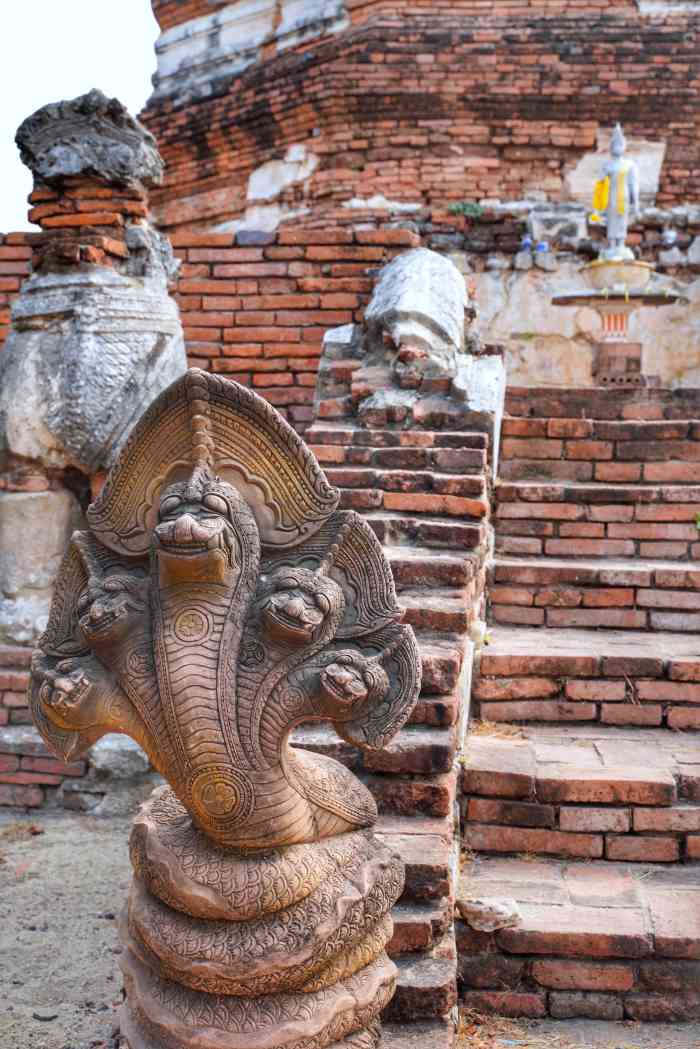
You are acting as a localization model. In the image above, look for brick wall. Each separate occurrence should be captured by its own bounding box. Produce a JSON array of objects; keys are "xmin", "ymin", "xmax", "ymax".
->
[
  {"xmin": 0, "ymin": 234, "xmax": 32, "ymax": 345},
  {"xmin": 0, "ymin": 217, "xmax": 421, "ymax": 434},
  {"xmin": 142, "ymin": 4, "xmax": 700, "ymax": 231}
]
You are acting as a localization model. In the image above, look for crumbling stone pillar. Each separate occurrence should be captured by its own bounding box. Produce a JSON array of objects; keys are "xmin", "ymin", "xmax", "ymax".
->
[{"xmin": 0, "ymin": 90, "xmax": 187, "ymax": 644}]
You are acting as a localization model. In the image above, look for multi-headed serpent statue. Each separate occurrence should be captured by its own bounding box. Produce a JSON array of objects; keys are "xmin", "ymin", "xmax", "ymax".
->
[{"xmin": 29, "ymin": 369, "xmax": 421, "ymax": 1049}]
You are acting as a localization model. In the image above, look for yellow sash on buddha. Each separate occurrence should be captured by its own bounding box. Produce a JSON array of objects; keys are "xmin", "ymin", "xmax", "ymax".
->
[
  {"xmin": 616, "ymin": 167, "xmax": 627, "ymax": 215},
  {"xmin": 593, "ymin": 176, "xmax": 610, "ymax": 212}
]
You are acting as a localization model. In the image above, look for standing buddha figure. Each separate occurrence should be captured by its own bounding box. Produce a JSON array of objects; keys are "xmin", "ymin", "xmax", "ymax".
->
[{"xmin": 591, "ymin": 123, "xmax": 641, "ymax": 261}]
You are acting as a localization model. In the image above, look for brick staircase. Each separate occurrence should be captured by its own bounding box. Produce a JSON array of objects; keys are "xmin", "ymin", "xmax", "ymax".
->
[
  {"xmin": 460, "ymin": 386, "xmax": 700, "ymax": 1023},
  {"xmin": 306, "ymin": 418, "xmax": 495, "ymax": 1045}
]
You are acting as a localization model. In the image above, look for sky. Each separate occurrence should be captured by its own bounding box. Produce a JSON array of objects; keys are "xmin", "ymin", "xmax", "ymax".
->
[{"xmin": 0, "ymin": 2, "xmax": 160, "ymax": 232}]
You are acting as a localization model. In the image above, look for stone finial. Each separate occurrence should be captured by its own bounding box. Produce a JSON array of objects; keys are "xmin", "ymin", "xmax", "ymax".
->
[{"xmin": 15, "ymin": 88, "xmax": 163, "ymax": 188}]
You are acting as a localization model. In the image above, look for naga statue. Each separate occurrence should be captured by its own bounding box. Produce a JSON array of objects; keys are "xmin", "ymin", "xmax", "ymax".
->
[{"xmin": 29, "ymin": 369, "xmax": 421, "ymax": 1049}]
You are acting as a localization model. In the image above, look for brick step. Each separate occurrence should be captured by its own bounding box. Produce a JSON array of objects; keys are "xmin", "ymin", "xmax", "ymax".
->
[
  {"xmin": 376, "ymin": 813, "xmax": 456, "ymax": 905},
  {"xmin": 505, "ymin": 385, "xmax": 700, "ymax": 423},
  {"xmin": 385, "ymin": 929, "xmax": 458, "ymax": 1022},
  {"xmin": 361, "ymin": 770, "xmax": 457, "ymax": 820},
  {"xmin": 325, "ymin": 465, "xmax": 485, "ymax": 498},
  {"xmin": 309, "ymin": 438, "xmax": 488, "ymax": 473},
  {"xmin": 389, "ymin": 900, "xmax": 453, "ymax": 956},
  {"xmin": 490, "ymin": 557, "xmax": 700, "ymax": 631},
  {"xmin": 500, "ymin": 458, "xmax": 700, "ymax": 485},
  {"xmin": 386, "ymin": 545, "xmax": 480, "ymax": 588},
  {"xmin": 457, "ymin": 855, "xmax": 700, "ymax": 1021},
  {"xmin": 400, "ymin": 588, "xmax": 471, "ymax": 635},
  {"xmin": 475, "ymin": 625, "xmax": 700, "ymax": 729},
  {"xmin": 495, "ymin": 481, "xmax": 700, "ymax": 562},
  {"xmin": 461, "ymin": 725, "xmax": 700, "ymax": 863},
  {"xmin": 307, "ymin": 425, "xmax": 489, "ymax": 451},
  {"xmin": 370, "ymin": 515, "xmax": 486, "ymax": 552},
  {"xmin": 293, "ymin": 722, "xmax": 458, "ymax": 779}
]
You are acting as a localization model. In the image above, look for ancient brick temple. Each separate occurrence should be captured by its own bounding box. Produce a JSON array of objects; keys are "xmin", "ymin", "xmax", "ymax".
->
[{"xmin": 1, "ymin": 0, "xmax": 700, "ymax": 1044}]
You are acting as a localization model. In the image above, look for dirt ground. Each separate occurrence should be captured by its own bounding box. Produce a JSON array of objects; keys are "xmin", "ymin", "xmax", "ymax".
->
[{"xmin": 1, "ymin": 806, "xmax": 698, "ymax": 1049}]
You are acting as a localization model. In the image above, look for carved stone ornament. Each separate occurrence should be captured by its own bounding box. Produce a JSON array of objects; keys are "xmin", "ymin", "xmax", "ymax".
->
[
  {"xmin": 16, "ymin": 88, "xmax": 163, "ymax": 188},
  {"xmin": 30, "ymin": 369, "xmax": 421, "ymax": 1049}
]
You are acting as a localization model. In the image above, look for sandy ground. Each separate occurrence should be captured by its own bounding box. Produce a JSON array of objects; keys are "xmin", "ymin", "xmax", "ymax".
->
[{"xmin": 1, "ymin": 806, "xmax": 698, "ymax": 1049}]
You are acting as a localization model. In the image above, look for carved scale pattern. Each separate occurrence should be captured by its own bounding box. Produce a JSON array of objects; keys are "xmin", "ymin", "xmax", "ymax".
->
[{"xmin": 30, "ymin": 370, "xmax": 421, "ymax": 1049}]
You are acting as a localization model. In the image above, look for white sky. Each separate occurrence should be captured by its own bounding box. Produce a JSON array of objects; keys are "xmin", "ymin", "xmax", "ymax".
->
[{"xmin": 0, "ymin": 1, "xmax": 160, "ymax": 232}]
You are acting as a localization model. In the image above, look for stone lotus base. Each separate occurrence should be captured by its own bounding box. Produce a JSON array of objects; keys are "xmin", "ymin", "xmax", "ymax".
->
[{"xmin": 118, "ymin": 787, "xmax": 403, "ymax": 1049}]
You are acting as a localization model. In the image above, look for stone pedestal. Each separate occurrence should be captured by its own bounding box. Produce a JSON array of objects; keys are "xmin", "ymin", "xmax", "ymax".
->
[{"xmin": 119, "ymin": 788, "xmax": 401, "ymax": 1049}]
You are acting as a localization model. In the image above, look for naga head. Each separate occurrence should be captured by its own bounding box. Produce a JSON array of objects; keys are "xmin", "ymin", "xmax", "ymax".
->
[
  {"xmin": 317, "ymin": 649, "xmax": 390, "ymax": 720},
  {"xmin": 262, "ymin": 567, "xmax": 344, "ymax": 646},
  {"xmin": 154, "ymin": 467, "xmax": 248, "ymax": 585}
]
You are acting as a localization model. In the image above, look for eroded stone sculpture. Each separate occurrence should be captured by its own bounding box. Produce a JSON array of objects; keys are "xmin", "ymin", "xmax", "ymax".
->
[
  {"xmin": 314, "ymin": 247, "xmax": 505, "ymax": 457},
  {"xmin": 29, "ymin": 368, "xmax": 420, "ymax": 1048},
  {"xmin": 0, "ymin": 91, "xmax": 186, "ymax": 644}
]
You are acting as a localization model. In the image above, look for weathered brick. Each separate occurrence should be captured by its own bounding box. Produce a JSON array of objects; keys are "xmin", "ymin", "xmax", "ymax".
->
[
  {"xmin": 601, "ymin": 703, "xmax": 662, "ymax": 726},
  {"xmin": 549, "ymin": 991, "xmax": 623, "ymax": 1021},
  {"xmin": 466, "ymin": 797, "xmax": 556, "ymax": 828},
  {"xmin": 466, "ymin": 824, "xmax": 603, "ymax": 859},
  {"xmin": 532, "ymin": 959, "xmax": 634, "ymax": 992},
  {"xmin": 606, "ymin": 835, "xmax": 679, "ymax": 863},
  {"xmin": 559, "ymin": 808, "xmax": 630, "ymax": 833}
]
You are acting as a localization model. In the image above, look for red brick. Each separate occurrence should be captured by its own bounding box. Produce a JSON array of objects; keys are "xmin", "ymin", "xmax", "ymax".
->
[
  {"xmin": 534, "ymin": 589, "xmax": 582, "ymax": 608},
  {"xmin": 0, "ymin": 770, "xmax": 62, "ymax": 786},
  {"xmin": 544, "ymin": 539, "xmax": 635, "ymax": 558},
  {"xmin": 491, "ymin": 606, "xmax": 545, "ymax": 626},
  {"xmin": 42, "ymin": 211, "xmax": 123, "ymax": 227},
  {"xmin": 634, "ymin": 807, "xmax": 700, "ymax": 833},
  {"xmin": 636, "ymin": 680, "xmax": 700, "ymax": 703},
  {"xmin": 565, "ymin": 441, "xmax": 613, "ymax": 461},
  {"xmin": 547, "ymin": 419, "xmax": 592, "ymax": 438},
  {"xmin": 645, "ymin": 462, "xmax": 700, "ymax": 483},
  {"xmin": 601, "ymin": 704, "xmax": 662, "ymax": 726},
  {"xmin": 466, "ymin": 798, "xmax": 555, "ymax": 828},
  {"xmin": 498, "ymin": 904, "xmax": 651, "ymax": 958},
  {"xmin": 481, "ymin": 653, "xmax": 598, "ymax": 677},
  {"xmin": 595, "ymin": 462, "xmax": 642, "ymax": 482},
  {"xmin": 479, "ymin": 700, "xmax": 596, "ymax": 723},
  {"xmin": 669, "ymin": 659, "xmax": 700, "ymax": 681},
  {"xmin": 601, "ymin": 656, "xmax": 663, "ymax": 678},
  {"xmin": 668, "ymin": 708, "xmax": 700, "ymax": 730},
  {"xmin": 532, "ymin": 959, "xmax": 633, "ymax": 992},
  {"xmin": 565, "ymin": 679, "xmax": 626, "ymax": 702},
  {"xmin": 559, "ymin": 808, "xmax": 630, "ymax": 833},
  {"xmin": 549, "ymin": 992, "xmax": 623, "ymax": 1021},
  {"xmin": 606, "ymin": 836, "xmax": 679, "ymax": 863},
  {"xmin": 536, "ymin": 768, "xmax": 674, "ymax": 806},
  {"xmin": 581, "ymin": 589, "xmax": 635, "ymax": 608},
  {"xmin": 501, "ymin": 438, "xmax": 562, "ymax": 460},
  {"xmin": 460, "ymin": 991, "xmax": 546, "ymax": 1019},
  {"xmin": 19, "ymin": 756, "xmax": 86, "ymax": 777},
  {"xmin": 502, "ymin": 418, "xmax": 547, "ymax": 438},
  {"xmin": 474, "ymin": 677, "xmax": 559, "ymax": 701}
]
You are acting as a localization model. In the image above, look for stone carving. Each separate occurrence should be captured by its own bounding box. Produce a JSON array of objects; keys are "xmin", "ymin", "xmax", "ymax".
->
[
  {"xmin": 0, "ymin": 92, "xmax": 186, "ymax": 644},
  {"xmin": 30, "ymin": 368, "xmax": 420, "ymax": 1048},
  {"xmin": 314, "ymin": 247, "xmax": 505, "ymax": 442},
  {"xmin": 16, "ymin": 88, "xmax": 163, "ymax": 188}
]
